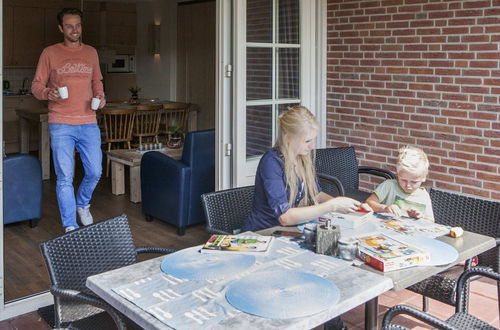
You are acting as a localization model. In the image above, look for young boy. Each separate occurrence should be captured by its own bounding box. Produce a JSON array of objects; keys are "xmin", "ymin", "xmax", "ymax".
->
[{"xmin": 366, "ymin": 146, "xmax": 434, "ymax": 221}]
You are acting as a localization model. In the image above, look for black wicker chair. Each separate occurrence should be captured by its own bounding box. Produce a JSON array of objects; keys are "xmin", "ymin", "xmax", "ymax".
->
[
  {"xmin": 315, "ymin": 147, "xmax": 395, "ymax": 201},
  {"xmin": 408, "ymin": 188, "xmax": 500, "ymax": 314},
  {"xmin": 382, "ymin": 268, "xmax": 500, "ymax": 330},
  {"xmin": 202, "ymin": 186, "xmax": 255, "ymax": 235},
  {"xmin": 40, "ymin": 214, "xmax": 176, "ymax": 330}
]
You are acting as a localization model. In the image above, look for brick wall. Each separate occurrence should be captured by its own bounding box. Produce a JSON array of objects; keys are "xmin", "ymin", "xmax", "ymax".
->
[{"xmin": 326, "ymin": 0, "xmax": 500, "ymax": 200}]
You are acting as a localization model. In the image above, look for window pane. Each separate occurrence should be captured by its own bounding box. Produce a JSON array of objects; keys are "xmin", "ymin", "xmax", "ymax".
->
[
  {"xmin": 278, "ymin": 48, "xmax": 300, "ymax": 99},
  {"xmin": 278, "ymin": 0, "xmax": 299, "ymax": 44},
  {"xmin": 247, "ymin": 47, "xmax": 273, "ymax": 100},
  {"xmin": 247, "ymin": 105, "xmax": 273, "ymax": 158},
  {"xmin": 247, "ymin": 0, "xmax": 272, "ymax": 43},
  {"xmin": 278, "ymin": 103, "xmax": 300, "ymax": 116}
]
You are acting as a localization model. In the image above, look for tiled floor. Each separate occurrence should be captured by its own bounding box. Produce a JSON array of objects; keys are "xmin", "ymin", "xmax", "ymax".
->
[{"xmin": 0, "ymin": 277, "xmax": 497, "ymax": 329}]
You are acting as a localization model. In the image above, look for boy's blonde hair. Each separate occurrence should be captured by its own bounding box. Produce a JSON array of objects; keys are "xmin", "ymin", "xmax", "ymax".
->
[
  {"xmin": 396, "ymin": 146, "xmax": 429, "ymax": 179},
  {"xmin": 275, "ymin": 106, "xmax": 319, "ymax": 206}
]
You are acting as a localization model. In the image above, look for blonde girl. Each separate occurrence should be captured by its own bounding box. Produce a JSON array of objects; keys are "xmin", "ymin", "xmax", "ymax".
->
[{"xmin": 242, "ymin": 106, "xmax": 365, "ymax": 232}]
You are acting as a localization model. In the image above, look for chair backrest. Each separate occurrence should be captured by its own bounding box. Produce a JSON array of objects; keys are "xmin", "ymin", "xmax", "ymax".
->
[
  {"xmin": 101, "ymin": 108, "xmax": 136, "ymax": 151},
  {"xmin": 40, "ymin": 214, "xmax": 137, "ymax": 323},
  {"xmin": 161, "ymin": 102, "xmax": 191, "ymax": 135},
  {"xmin": 133, "ymin": 105, "xmax": 162, "ymax": 139},
  {"xmin": 3, "ymin": 154, "xmax": 42, "ymax": 223},
  {"xmin": 183, "ymin": 129, "xmax": 216, "ymax": 223},
  {"xmin": 315, "ymin": 147, "xmax": 360, "ymax": 191},
  {"xmin": 202, "ymin": 186, "xmax": 255, "ymax": 234},
  {"xmin": 430, "ymin": 188, "xmax": 500, "ymax": 270}
]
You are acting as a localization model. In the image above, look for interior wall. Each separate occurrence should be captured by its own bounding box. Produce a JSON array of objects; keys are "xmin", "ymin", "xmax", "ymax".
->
[
  {"xmin": 176, "ymin": 0, "xmax": 216, "ymax": 130},
  {"xmin": 135, "ymin": 0, "xmax": 177, "ymax": 100}
]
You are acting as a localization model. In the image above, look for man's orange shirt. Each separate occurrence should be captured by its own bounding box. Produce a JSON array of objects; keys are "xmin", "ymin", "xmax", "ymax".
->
[{"xmin": 32, "ymin": 42, "xmax": 104, "ymax": 125}]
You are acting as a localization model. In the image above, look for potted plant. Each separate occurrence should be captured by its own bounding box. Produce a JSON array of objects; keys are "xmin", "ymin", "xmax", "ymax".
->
[
  {"xmin": 128, "ymin": 86, "xmax": 141, "ymax": 105},
  {"xmin": 167, "ymin": 125, "xmax": 183, "ymax": 149}
]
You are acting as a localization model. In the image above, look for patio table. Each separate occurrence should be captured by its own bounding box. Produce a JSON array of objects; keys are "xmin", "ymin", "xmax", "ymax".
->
[
  {"xmin": 257, "ymin": 225, "xmax": 496, "ymax": 330},
  {"xmin": 86, "ymin": 235, "xmax": 393, "ymax": 329}
]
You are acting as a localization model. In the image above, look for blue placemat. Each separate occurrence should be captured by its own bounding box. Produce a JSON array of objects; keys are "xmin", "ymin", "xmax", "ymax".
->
[
  {"xmin": 404, "ymin": 237, "xmax": 458, "ymax": 266},
  {"xmin": 225, "ymin": 270, "xmax": 340, "ymax": 319},
  {"xmin": 160, "ymin": 246, "xmax": 256, "ymax": 280}
]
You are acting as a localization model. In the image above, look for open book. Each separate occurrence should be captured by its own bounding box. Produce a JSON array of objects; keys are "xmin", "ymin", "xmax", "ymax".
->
[
  {"xmin": 356, "ymin": 233, "xmax": 430, "ymax": 272},
  {"xmin": 200, "ymin": 235, "xmax": 274, "ymax": 255}
]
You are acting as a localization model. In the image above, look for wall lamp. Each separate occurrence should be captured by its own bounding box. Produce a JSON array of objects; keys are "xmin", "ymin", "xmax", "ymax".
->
[{"xmin": 149, "ymin": 24, "xmax": 161, "ymax": 55}]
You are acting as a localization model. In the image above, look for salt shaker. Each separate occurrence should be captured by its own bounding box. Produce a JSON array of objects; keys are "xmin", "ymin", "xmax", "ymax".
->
[{"xmin": 338, "ymin": 237, "xmax": 358, "ymax": 261}]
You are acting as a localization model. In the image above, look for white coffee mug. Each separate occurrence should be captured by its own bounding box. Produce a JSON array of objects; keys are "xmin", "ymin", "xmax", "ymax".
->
[
  {"xmin": 91, "ymin": 97, "xmax": 100, "ymax": 110},
  {"xmin": 58, "ymin": 86, "xmax": 68, "ymax": 99}
]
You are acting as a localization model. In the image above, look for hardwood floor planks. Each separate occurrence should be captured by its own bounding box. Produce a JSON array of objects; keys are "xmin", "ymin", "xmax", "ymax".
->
[{"xmin": 4, "ymin": 163, "xmax": 209, "ymax": 301}]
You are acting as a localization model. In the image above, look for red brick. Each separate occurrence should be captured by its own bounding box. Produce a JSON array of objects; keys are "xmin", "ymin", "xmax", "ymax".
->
[
  {"xmin": 443, "ymin": 93, "xmax": 468, "ymax": 101},
  {"xmin": 449, "ymin": 18, "xmax": 476, "ymax": 26},
  {"xmin": 455, "ymin": 144, "xmax": 483, "ymax": 153},
  {"xmin": 461, "ymin": 86, "xmax": 490, "ymax": 93},
  {"xmin": 442, "ymin": 158, "xmax": 468, "ymax": 168},
  {"xmin": 455, "ymin": 9, "xmax": 483, "ymax": 17},
  {"xmin": 469, "ymin": 162, "xmax": 498, "ymax": 172},
  {"xmin": 448, "ymin": 118, "xmax": 475, "ymax": 126},
  {"xmin": 477, "ymin": 172, "xmax": 500, "ymax": 182},
  {"xmin": 449, "ymin": 151, "xmax": 476, "ymax": 161},
  {"xmin": 434, "ymin": 181, "xmax": 461, "ymax": 192},
  {"xmin": 448, "ymin": 102, "xmax": 476, "ymax": 110},
  {"xmin": 470, "ymin": 43, "xmax": 498, "ymax": 51},
  {"xmin": 484, "ymin": 181, "xmax": 500, "ymax": 191},
  {"xmin": 484, "ymin": 79, "xmax": 500, "ymax": 86},
  {"xmin": 435, "ymin": 133, "xmax": 460, "ymax": 142},
  {"xmin": 463, "ymin": 69, "xmax": 490, "ymax": 76},
  {"xmin": 455, "ymin": 127, "xmax": 483, "ymax": 136},
  {"xmin": 429, "ymin": 124, "xmax": 453, "ymax": 133},
  {"xmin": 462, "ymin": 187, "xmax": 489, "ymax": 198}
]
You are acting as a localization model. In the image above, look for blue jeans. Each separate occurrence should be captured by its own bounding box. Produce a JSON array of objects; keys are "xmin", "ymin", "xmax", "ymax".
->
[{"xmin": 49, "ymin": 123, "xmax": 102, "ymax": 228}]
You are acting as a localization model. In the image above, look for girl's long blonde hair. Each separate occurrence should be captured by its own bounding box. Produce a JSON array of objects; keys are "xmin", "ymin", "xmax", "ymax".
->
[{"xmin": 275, "ymin": 106, "xmax": 320, "ymax": 206}]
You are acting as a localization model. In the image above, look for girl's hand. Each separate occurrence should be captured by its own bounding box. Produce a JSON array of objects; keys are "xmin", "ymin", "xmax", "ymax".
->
[
  {"xmin": 407, "ymin": 208, "xmax": 423, "ymax": 219},
  {"xmin": 360, "ymin": 202, "xmax": 373, "ymax": 212},
  {"xmin": 47, "ymin": 88, "xmax": 59, "ymax": 101},
  {"xmin": 384, "ymin": 204, "xmax": 402, "ymax": 217},
  {"xmin": 330, "ymin": 197, "xmax": 361, "ymax": 214}
]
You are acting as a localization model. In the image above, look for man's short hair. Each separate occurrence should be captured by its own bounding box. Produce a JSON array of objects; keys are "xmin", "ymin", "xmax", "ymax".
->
[{"xmin": 57, "ymin": 8, "xmax": 83, "ymax": 26}]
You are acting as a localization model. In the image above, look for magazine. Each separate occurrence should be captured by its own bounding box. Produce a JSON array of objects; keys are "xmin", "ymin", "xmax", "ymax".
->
[
  {"xmin": 200, "ymin": 235, "xmax": 274, "ymax": 255},
  {"xmin": 356, "ymin": 233, "xmax": 430, "ymax": 272},
  {"xmin": 330, "ymin": 208, "xmax": 373, "ymax": 229}
]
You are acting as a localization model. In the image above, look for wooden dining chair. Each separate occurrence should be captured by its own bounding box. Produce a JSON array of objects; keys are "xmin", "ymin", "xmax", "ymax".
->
[
  {"xmin": 133, "ymin": 104, "xmax": 162, "ymax": 146},
  {"xmin": 160, "ymin": 102, "xmax": 191, "ymax": 142},
  {"xmin": 101, "ymin": 108, "xmax": 136, "ymax": 176}
]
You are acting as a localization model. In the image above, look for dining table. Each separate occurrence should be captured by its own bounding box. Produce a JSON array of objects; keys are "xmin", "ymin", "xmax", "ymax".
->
[
  {"xmin": 87, "ymin": 234, "xmax": 393, "ymax": 330},
  {"xmin": 86, "ymin": 216, "xmax": 496, "ymax": 330}
]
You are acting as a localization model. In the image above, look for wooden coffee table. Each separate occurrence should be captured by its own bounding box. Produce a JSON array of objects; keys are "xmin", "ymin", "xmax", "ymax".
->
[{"xmin": 107, "ymin": 148, "xmax": 182, "ymax": 203}]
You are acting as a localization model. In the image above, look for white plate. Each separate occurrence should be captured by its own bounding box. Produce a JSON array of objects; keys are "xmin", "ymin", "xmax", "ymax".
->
[
  {"xmin": 404, "ymin": 237, "xmax": 458, "ymax": 266},
  {"xmin": 225, "ymin": 270, "xmax": 340, "ymax": 319},
  {"xmin": 160, "ymin": 246, "xmax": 256, "ymax": 280}
]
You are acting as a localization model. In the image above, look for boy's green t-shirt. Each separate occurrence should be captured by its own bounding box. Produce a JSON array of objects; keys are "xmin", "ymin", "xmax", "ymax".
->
[{"xmin": 373, "ymin": 179, "xmax": 434, "ymax": 220}]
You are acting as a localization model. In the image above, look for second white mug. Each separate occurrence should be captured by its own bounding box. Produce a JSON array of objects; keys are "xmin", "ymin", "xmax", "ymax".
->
[{"xmin": 91, "ymin": 97, "xmax": 100, "ymax": 110}]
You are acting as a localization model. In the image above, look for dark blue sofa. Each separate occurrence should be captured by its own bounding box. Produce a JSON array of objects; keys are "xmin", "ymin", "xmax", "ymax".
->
[
  {"xmin": 3, "ymin": 154, "xmax": 43, "ymax": 227},
  {"xmin": 140, "ymin": 129, "xmax": 215, "ymax": 235}
]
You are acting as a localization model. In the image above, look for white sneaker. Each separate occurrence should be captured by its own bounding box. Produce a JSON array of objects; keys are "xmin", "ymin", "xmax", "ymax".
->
[
  {"xmin": 65, "ymin": 226, "xmax": 76, "ymax": 233},
  {"xmin": 77, "ymin": 205, "xmax": 93, "ymax": 226}
]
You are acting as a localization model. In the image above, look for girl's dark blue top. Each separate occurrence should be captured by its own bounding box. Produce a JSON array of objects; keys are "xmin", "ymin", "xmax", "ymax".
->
[{"xmin": 241, "ymin": 149, "xmax": 318, "ymax": 232}]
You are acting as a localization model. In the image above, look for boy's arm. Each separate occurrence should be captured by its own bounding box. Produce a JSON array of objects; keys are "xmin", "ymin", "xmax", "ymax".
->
[{"xmin": 366, "ymin": 193, "xmax": 403, "ymax": 216}]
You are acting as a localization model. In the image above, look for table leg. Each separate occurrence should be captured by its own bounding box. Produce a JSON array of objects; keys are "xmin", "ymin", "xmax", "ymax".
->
[
  {"xmin": 111, "ymin": 161, "xmax": 125, "ymax": 195},
  {"xmin": 129, "ymin": 165, "xmax": 141, "ymax": 203},
  {"xmin": 365, "ymin": 297, "xmax": 378, "ymax": 330},
  {"xmin": 18, "ymin": 117, "xmax": 29, "ymax": 154},
  {"xmin": 39, "ymin": 120, "xmax": 50, "ymax": 180}
]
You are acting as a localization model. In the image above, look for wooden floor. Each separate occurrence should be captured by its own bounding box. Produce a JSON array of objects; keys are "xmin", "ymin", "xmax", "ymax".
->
[{"xmin": 4, "ymin": 160, "xmax": 209, "ymax": 302}]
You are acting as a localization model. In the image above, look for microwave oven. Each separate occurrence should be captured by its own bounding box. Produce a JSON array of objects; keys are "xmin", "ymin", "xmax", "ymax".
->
[{"xmin": 106, "ymin": 55, "xmax": 135, "ymax": 73}]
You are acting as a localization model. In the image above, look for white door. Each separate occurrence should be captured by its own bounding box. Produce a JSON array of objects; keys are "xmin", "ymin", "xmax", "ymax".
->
[{"xmin": 217, "ymin": 0, "xmax": 319, "ymax": 188}]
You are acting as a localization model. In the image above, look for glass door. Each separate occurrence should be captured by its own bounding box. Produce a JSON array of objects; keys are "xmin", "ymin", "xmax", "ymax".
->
[{"xmin": 231, "ymin": 0, "xmax": 317, "ymax": 186}]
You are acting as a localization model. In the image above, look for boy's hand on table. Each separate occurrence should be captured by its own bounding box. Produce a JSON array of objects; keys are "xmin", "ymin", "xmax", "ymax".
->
[
  {"xmin": 384, "ymin": 204, "xmax": 403, "ymax": 217},
  {"xmin": 407, "ymin": 208, "xmax": 423, "ymax": 219}
]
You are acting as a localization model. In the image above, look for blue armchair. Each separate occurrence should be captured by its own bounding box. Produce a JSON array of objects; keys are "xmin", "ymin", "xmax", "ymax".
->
[
  {"xmin": 141, "ymin": 129, "xmax": 215, "ymax": 235},
  {"xmin": 3, "ymin": 154, "xmax": 43, "ymax": 227}
]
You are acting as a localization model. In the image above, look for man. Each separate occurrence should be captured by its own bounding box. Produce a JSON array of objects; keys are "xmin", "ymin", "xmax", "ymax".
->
[{"xmin": 32, "ymin": 8, "xmax": 105, "ymax": 232}]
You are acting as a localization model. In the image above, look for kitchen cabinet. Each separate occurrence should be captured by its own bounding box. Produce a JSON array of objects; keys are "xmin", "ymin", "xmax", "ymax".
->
[
  {"xmin": 3, "ymin": 1, "xmax": 136, "ymax": 67},
  {"xmin": 11, "ymin": 6, "xmax": 46, "ymax": 66}
]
